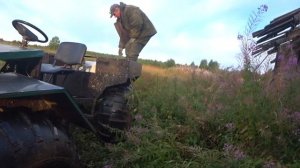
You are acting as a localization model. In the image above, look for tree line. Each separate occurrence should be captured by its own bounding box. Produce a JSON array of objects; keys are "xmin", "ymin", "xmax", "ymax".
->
[
  {"xmin": 140, "ymin": 58, "xmax": 219, "ymax": 70},
  {"xmin": 1, "ymin": 35, "xmax": 220, "ymax": 71}
]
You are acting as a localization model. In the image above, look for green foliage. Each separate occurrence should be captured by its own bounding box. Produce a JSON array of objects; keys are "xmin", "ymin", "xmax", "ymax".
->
[
  {"xmin": 165, "ymin": 59, "xmax": 176, "ymax": 68},
  {"xmin": 48, "ymin": 36, "xmax": 60, "ymax": 49},
  {"xmin": 199, "ymin": 59, "xmax": 208, "ymax": 69},
  {"xmin": 73, "ymin": 67, "xmax": 300, "ymax": 167},
  {"xmin": 199, "ymin": 59, "xmax": 219, "ymax": 71},
  {"xmin": 190, "ymin": 61, "xmax": 195, "ymax": 67},
  {"xmin": 139, "ymin": 58, "xmax": 177, "ymax": 68},
  {"xmin": 208, "ymin": 60, "xmax": 219, "ymax": 71}
]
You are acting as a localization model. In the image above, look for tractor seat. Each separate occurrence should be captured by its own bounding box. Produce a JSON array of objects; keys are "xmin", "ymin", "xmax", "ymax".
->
[{"xmin": 40, "ymin": 42, "xmax": 87, "ymax": 83}]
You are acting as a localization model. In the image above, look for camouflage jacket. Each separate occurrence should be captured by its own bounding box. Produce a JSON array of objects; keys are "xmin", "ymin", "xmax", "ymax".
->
[{"xmin": 114, "ymin": 2, "xmax": 157, "ymax": 49}]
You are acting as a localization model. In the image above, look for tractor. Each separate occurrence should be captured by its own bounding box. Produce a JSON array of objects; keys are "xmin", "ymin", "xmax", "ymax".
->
[{"xmin": 0, "ymin": 19, "xmax": 141, "ymax": 167}]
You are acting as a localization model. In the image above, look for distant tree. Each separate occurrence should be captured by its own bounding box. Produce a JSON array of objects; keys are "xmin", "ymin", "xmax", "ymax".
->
[
  {"xmin": 199, "ymin": 59, "xmax": 208, "ymax": 69},
  {"xmin": 165, "ymin": 59, "xmax": 176, "ymax": 68},
  {"xmin": 190, "ymin": 61, "xmax": 196, "ymax": 67},
  {"xmin": 208, "ymin": 60, "xmax": 219, "ymax": 70},
  {"xmin": 48, "ymin": 36, "xmax": 60, "ymax": 49},
  {"xmin": 12, "ymin": 40, "xmax": 19, "ymax": 45}
]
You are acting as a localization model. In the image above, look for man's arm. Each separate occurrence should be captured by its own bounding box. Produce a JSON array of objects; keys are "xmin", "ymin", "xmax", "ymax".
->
[{"xmin": 114, "ymin": 21, "xmax": 130, "ymax": 49}]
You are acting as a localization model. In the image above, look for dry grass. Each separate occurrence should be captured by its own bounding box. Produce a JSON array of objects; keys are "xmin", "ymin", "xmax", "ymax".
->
[{"xmin": 142, "ymin": 65, "xmax": 215, "ymax": 81}]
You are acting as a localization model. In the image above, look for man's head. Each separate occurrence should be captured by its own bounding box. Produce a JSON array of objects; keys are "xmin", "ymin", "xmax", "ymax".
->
[{"xmin": 110, "ymin": 4, "xmax": 121, "ymax": 18}]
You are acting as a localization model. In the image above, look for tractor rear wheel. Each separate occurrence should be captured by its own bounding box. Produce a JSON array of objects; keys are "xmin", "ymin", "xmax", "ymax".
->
[
  {"xmin": 0, "ymin": 109, "xmax": 81, "ymax": 168},
  {"xmin": 94, "ymin": 86, "xmax": 132, "ymax": 143}
]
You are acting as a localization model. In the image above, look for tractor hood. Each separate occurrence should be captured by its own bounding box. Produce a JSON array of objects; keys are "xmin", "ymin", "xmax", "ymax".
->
[
  {"xmin": 0, "ymin": 44, "xmax": 44, "ymax": 77},
  {"xmin": 0, "ymin": 73, "xmax": 96, "ymax": 132},
  {"xmin": 0, "ymin": 44, "xmax": 44, "ymax": 60}
]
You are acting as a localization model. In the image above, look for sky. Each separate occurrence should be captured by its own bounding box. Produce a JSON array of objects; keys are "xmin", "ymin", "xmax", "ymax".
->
[{"xmin": 0, "ymin": 0, "xmax": 299, "ymax": 68}]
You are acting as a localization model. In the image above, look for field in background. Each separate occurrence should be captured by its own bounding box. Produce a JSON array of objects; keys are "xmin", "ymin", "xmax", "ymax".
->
[
  {"xmin": 74, "ymin": 65, "xmax": 300, "ymax": 168},
  {"xmin": 2, "ymin": 39, "xmax": 299, "ymax": 167}
]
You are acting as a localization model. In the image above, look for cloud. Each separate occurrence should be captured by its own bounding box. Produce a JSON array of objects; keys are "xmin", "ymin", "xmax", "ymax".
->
[
  {"xmin": 1, "ymin": 0, "xmax": 299, "ymax": 68},
  {"xmin": 171, "ymin": 33, "xmax": 196, "ymax": 50}
]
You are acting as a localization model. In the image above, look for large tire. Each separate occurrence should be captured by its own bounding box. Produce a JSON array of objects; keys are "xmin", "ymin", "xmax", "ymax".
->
[
  {"xmin": 94, "ymin": 86, "xmax": 132, "ymax": 143},
  {"xmin": 0, "ymin": 108, "xmax": 81, "ymax": 168}
]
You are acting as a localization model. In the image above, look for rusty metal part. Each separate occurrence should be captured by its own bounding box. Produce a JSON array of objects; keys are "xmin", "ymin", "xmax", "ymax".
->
[
  {"xmin": 52, "ymin": 56, "xmax": 141, "ymax": 100},
  {"xmin": 0, "ymin": 99, "xmax": 56, "ymax": 112}
]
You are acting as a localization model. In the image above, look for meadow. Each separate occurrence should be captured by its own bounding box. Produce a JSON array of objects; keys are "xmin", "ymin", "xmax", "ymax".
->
[{"xmin": 74, "ymin": 64, "xmax": 300, "ymax": 168}]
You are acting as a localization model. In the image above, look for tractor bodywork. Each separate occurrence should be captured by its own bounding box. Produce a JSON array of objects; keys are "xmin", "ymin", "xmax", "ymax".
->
[{"xmin": 0, "ymin": 38, "xmax": 141, "ymax": 166}]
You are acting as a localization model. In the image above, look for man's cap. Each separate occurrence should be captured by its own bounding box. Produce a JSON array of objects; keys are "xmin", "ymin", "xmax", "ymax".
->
[{"xmin": 110, "ymin": 4, "xmax": 120, "ymax": 17}]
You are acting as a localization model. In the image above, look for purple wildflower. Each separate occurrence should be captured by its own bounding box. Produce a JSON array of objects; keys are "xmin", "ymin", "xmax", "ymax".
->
[
  {"xmin": 134, "ymin": 114, "xmax": 143, "ymax": 122},
  {"xmin": 223, "ymin": 143, "xmax": 246, "ymax": 160},
  {"xmin": 237, "ymin": 34, "xmax": 244, "ymax": 40},
  {"xmin": 225, "ymin": 123, "xmax": 235, "ymax": 132},
  {"xmin": 259, "ymin": 4, "xmax": 268, "ymax": 12},
  {"xmin": 263, "ymin": 161, "xmax": 276, "ymax": 168}
]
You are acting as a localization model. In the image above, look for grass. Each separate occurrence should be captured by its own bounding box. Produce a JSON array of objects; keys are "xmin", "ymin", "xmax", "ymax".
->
[
  {"xmin": 73, "ymin": 65, "xmax": 300, "ymax": 168},
  {"xmin": 2, "ymin": 40, "xmax": 297, "ymax": 167},
  {"xmin": 2, "ymin": 36, "xmax": 298, "ymax": 167}
]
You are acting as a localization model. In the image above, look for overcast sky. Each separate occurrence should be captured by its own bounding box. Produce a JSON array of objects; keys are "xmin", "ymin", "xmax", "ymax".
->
[{"xmin": 0, "ymin": 0, "xmax": 299, "ymax": 68}]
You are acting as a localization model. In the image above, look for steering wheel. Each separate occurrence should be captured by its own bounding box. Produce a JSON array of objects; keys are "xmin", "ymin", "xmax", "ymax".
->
[{"xmin": 12, "ymin": 19, "xmax": 48, "ymax": 43}]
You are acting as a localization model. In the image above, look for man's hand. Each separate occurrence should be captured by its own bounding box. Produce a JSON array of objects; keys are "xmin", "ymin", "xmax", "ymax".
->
[{"xmin": 118, "ymin": 48, "xmax": 123, "ymax": 56}]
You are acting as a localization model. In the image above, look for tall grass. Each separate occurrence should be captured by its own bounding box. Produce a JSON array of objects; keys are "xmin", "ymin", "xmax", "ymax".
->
[{"xmin": 74, "ymin": 65, "xmax": 300, "ymax": 168}]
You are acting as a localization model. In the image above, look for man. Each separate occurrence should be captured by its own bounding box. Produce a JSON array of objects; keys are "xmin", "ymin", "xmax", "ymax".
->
[{"xmin": 110, "ymin": 2, "xmax": 157, "ymax": 61}]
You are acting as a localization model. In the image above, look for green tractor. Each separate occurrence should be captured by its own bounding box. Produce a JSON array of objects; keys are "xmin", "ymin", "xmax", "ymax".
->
[{"xmin": 0, "ymin": 20, "xmax": 141, "ymax": 167}]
